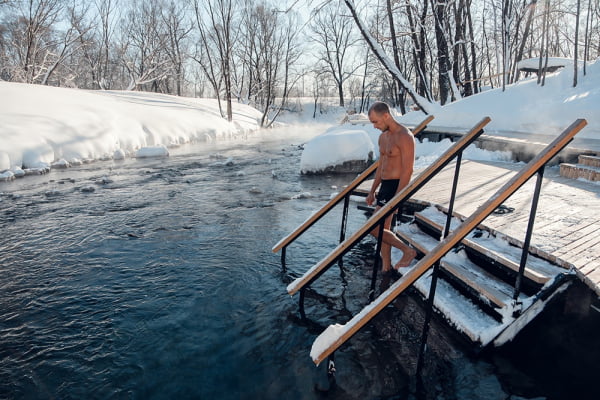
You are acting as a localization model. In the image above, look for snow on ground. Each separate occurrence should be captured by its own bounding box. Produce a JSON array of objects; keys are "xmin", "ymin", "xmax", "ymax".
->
[
  {"xmin": 0, "ymin": 82, "xmax": 263, "ymax": 178},
  {"xmin": 299, "ymin": 59, "xmax": 598, "ymax": 173},
  {"xmin": 299, "ymin": 122, "xmax": 514, "ymax": 173},
  {"xmin": 2, "ymin": 58, "xmax": 598, "ymax": 179},
  {"xmin": 399, "ymin": 59, "xmax": 599, "ymax": 138}
]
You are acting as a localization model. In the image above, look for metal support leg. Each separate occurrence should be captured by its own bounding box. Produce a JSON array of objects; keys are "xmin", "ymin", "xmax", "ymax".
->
[
  {"xmin": 513, "ymin": 167, "xmax": 545, "ymax": 308},
  {"xmin": 299, "ymin": 288, "xmax": 306, "ymax": 319},
  {"xmin": 417, "ymin": 154, "xmax": 462, "ymax": 375},
  {"xmin": 416, "ymin": 261, "xmax": 441, "ymax": 377},
  {"xmin": 327, "ymin": 353, "xmax": 336, "ymax": 378},
  {"xmin": 281, "ymin": 247, "xmax": 286, "ymax": 270},
  {"xmin": 338, "ymin": 196, "xmax": 350, "ymax": 270},
  {"xmin": 444, "ymin": 152, "xmax": 463, "ymax": 238},
  {"xmin": 339, "ymin": 196, "xmax": 350, "ymax": 243},
  {"xmin": 370, "ymin": 222, "xmax": 386, "ymax": 300},
  {"xmin": 315, "ymin": 352, "xmax": 337, "ymax": 393}
]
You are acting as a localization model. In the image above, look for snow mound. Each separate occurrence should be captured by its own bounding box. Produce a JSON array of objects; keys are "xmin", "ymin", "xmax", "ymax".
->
[
  {"xmin": 300, "ymin": 125, "xmax": 377, "ymax": 174},
  {"xmin": 0, "ymin": 82, "xmax": 262, "ymax": 172}
]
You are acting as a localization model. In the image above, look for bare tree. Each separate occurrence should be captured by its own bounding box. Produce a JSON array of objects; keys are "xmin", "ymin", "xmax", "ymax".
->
[
  {"xmin": 120, "ymin": 0, "xmax": 170, "ymax": 91},
  {"xmin": 342, "ymin": 0, "xmax": 432, "ymax": 114},
  {"xmin": 431, "ymin": 0, "xmax": 452, "ymax": 103},
  {"xmin": 311, "ymin": 1, "xmax": 361, "ymax": 107},
  {"xmin": 3, "ymin": 0, "xmax": 64, "ymax": 83},
  {"xmin": 194, "ymin": 0, "xmax": 236, "ymax": 121},
  {"xmin": 161, "ymin": 0, "xmax": 192, "ymax": 96},
  {"xmin": 405, "ymin": 0, "xmax": 433, "ymax": 101},
  {"xmin": 574, "ymin": 0, "xmax": 581, "ymax": 87}
]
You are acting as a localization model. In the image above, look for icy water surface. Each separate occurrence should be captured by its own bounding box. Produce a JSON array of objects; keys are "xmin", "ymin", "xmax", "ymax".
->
[{"xmin": 1, "ymin": 126, "xmax": 598, "ymax": 399}]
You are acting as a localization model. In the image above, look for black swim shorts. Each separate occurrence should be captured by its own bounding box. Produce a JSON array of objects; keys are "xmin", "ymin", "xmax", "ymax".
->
[{"xmin": 376, "ymin": 179, "xmax": 399, "ymax": 207}]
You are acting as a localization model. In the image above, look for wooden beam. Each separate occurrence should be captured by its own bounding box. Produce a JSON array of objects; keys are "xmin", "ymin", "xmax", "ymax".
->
[{"xmin": 310, "ymin": 119, "xmax": 587, "ymax": 365}]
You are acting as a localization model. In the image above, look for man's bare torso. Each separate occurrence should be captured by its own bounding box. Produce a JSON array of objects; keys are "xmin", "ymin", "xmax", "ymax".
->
[{"xmin": 378, "ymin": 125, "xmax": 412, "ymax": 180}]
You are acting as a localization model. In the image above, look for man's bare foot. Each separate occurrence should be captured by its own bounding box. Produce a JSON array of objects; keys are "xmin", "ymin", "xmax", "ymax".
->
[{"xmin": 394, "ymin": 248, "xmax": 417, "ymax": 270}]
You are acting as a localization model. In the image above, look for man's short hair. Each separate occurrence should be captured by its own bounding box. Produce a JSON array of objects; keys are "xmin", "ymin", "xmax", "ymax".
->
[{"xmin": 368, "ymin": 101, "xmax": 390, "ymax": 115}]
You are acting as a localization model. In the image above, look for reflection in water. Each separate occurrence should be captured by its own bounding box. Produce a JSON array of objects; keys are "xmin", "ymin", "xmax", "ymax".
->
[{"xmin": 0, "ymin": 128, "xmax": 596, "ymax": 399}]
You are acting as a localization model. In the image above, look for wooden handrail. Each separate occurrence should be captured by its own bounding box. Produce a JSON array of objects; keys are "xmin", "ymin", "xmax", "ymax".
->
[
  {"xmin": 272, "ymin": 115, "xmax": 435, "ymax": 253},
  {"xmin": 286, "ymin": 117, "xmax": 491, "ymax": 296},
  {"xmin": 310, "ymin": 118, "xmax": 587, "ymax": 365}
]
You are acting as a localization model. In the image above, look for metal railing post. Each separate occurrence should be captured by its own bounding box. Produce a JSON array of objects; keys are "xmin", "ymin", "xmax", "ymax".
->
[
  {"xmin": 417, "ymin": 151, "xmax": 464, "ymax": 376},
  {"xmin": 340, "ymin": 195, "xmax": 350, "ymax": 243},
  {"xmin": 299, "ymin": 288, "xmax": 306, "ymax": 319},
  {"xmin": 444, "ymin": 152, "xmax": 464, "ymax": 238},
  {"xmin": 338, "ymin": 195, "xmax": 350, "ymax": 270},
  {"xmin": 512, "ymin": 166, "xmax": 546, "ymax": 308},
  {"xmin": 370, "ymin": 221, "xmax": 386, "ymax": 300}
]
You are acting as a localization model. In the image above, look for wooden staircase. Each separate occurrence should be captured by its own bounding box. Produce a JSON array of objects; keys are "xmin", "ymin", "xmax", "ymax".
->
[
  {"xmin": 560, "ymin": 154, "xmax": 600, "ymax": 181},
  {"xmin": 392, "ymin": 206, "xmax": 572, "ymax": 344},
  {"xmin": 273, "ymin": 118, "xmax": 588, "ymax": 368}
]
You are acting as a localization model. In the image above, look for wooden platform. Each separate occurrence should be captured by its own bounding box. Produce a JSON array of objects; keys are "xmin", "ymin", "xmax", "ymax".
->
[{"xmin": 357, "ymin": 160, "xmax": 600, "ymax": 295}]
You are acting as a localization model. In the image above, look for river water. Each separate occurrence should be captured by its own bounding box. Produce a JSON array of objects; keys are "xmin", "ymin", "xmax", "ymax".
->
[{"xmin": 0, "ymin": 124, "xmax": 597, "ymax": 399}]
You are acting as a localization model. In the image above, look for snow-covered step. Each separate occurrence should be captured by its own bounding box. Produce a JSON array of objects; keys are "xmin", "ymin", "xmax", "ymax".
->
[
  {"xmin": 394, "ymin": 223, "xmax": 523, "ymax": 313},
  {"xmin": 559, "ymin": 162, "xmax": 600, "ymax": 181},
  {"xmin": 579, "ymin": 154, "xmax": 600, "ymax": 168},
  {"xmin": 440, "ymin": 259, "xmax": 509, "ymax": 309},
  {"xmin": 414, "ymin": 207, "xmax": 553, "ymax": 284}
]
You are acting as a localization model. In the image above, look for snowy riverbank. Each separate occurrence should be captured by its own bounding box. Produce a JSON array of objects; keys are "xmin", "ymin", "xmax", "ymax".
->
[
  {"xmin": 300, "ymin": 59, "xmax": 599, "ymax": 173},
  {"xmin": 0, "ymin": 83, "xmax": 263, "ymax": 179}
]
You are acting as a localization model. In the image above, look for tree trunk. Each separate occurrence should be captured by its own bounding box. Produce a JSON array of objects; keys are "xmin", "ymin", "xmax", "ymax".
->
[
  {"xmin": 574, "ymin": 0, "xmax": 581, "ymax": 87},
  {"xmin": 342, "ymin": 0, "xmax": 432, "ymax": 114},
  {"xmin": 432, "ymin": 0, "xmax": 451, "ymax": 104}
]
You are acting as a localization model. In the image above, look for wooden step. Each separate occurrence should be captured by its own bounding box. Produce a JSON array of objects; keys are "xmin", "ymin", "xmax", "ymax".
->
[
  {"xmin": 414, "ymin": 210, "xmax": 551, "ymax": 284},
  {"xmin": 440, "ymin": 259, "xmax": 510, "ymax": 308},
  {"xmin": 394, "ymin": 224, "xmax": 520, "ymax": 309},
  {"xmin": 560, "ymin": 162, "xmax": 600, "ymax": 181},
  {"xmin": 579, "ymin": 154, "xmax": 600, "ymax": 168}
]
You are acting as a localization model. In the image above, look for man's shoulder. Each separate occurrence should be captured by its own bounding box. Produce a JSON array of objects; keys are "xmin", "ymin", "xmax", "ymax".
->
[{"xmin": 391, "ymin": 123, "xmax": 412, "ymax": 139}]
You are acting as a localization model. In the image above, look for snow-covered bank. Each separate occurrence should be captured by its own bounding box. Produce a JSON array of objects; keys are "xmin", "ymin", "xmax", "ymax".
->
[
  {"xmin": 399, "ymin": 59, "xmax": 600, "ymax": 137},
  {"xmin": 0, "ymin": 82, "xmax": 263, "ymax": 178},
  {"xmin": 299, "ymin": 124, "xmax": 513, "ymax": 174},
  {"xmin": 299, "ymin": 60, "xmax": 598, "ymax": 173}
]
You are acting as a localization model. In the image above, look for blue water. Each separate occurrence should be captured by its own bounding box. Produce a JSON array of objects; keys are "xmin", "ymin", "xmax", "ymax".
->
[{"xmin": 1, "ymin": 127, "xmax": 596, "ymax": 399}]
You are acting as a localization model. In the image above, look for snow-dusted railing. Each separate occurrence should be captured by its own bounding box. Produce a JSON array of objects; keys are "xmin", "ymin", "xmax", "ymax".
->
[
  {"xmin": 286, "ymin": 117, "xmax": 490, "ymax": 298},
  {"xmin": 309, "ymin": 119, "xmax": 588, "ymax": 366},
  {"xmin": 272, "ymin": 115, "xmax": 435, "ymax": 265}
]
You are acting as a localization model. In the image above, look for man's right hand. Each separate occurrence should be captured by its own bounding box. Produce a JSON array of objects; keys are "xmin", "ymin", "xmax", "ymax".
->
[{"xmin": 366, "ymin": 192, "xmax": 375, "ymax": 206}]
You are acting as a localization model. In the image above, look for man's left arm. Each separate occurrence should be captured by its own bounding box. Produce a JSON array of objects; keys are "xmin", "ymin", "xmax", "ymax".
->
[{"xmin": 396, "ymin": 133, "xmax": 415, "ymax": 193}]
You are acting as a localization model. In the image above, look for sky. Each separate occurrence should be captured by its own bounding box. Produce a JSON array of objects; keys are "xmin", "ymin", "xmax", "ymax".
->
[{"xmin": 0, "ymin": 58, "xmax": 598, "ymax": 180}]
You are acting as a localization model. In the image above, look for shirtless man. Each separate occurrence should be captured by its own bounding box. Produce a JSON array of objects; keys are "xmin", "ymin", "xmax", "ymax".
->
[{"xmin": 365, "ymin": 101, "xmax": 417, "ymax": 272}]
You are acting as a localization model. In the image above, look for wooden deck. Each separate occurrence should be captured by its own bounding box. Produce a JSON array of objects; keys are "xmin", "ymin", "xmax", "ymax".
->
[{"xmin": 358, "ymin": 159, "xmax": 600, "ymax": 295}]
